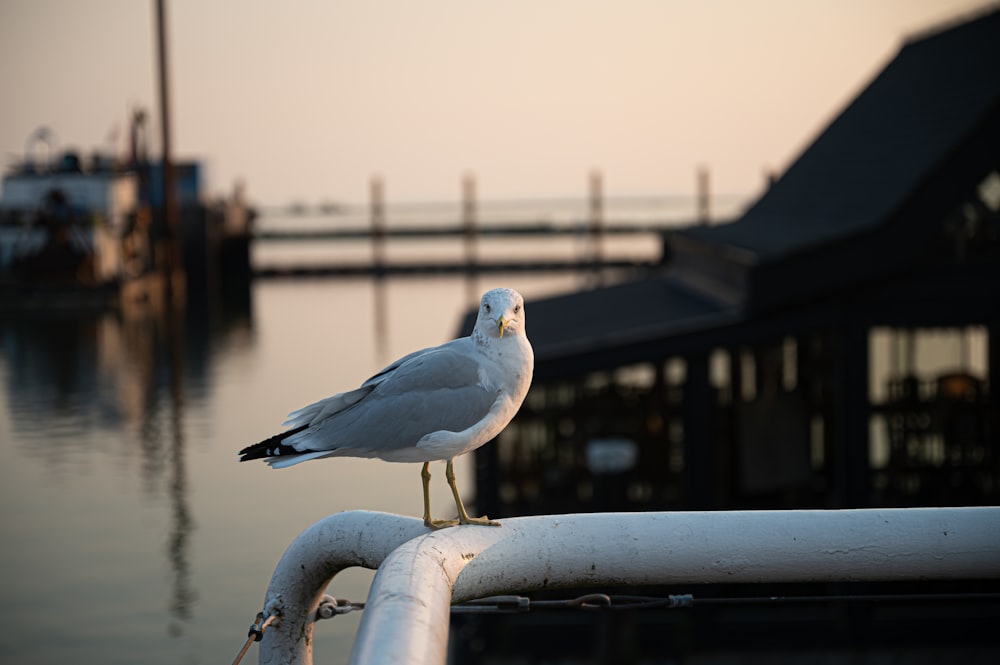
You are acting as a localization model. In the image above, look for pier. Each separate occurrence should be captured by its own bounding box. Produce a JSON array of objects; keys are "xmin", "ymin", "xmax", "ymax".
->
[{"xmin": 251, "ymin": 171, "xmax": 744, "ymax": 277}]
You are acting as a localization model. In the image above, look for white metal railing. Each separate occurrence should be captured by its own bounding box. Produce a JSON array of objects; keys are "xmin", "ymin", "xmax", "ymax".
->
[{"xmin": 255, "ymin": 508, "xmax": 1000, "ymax": 665}]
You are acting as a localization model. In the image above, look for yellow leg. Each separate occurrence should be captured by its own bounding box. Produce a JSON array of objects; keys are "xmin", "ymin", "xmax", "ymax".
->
[
  {"xmin": 421, "ymin": 462, "xmax": 457, "ymax": 529},
  {"xmin": 446, "ymin": 459, "xmax": 500, "ymax": 527}
]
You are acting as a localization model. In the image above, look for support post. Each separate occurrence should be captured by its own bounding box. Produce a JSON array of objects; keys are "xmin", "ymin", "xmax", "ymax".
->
[
  {"xmin": 461, "ymin": 173, "xmax": 479, "ymax": 305},
  {"xmin": 588, "ymin": 170, "xmax": 604, "ymax": 276},
  {"xmin": 836, "ymin": 320, "xmax": 871, "ymax": 507},
  {"xmin": 989, "ymin": 325, "xmax": 999, "ymax": 475},
  {"xmin": 462, "ymin": 172, "xmax": 477, "ymax": 270},
  {"xmin": 683, "ymin": 351, "xmax": 715, "ymax": 509},
  {"xmin": 369, "ymin": 176, "xmax": 386, "ymax": 274},
  {"xmin": 696, "ymin": 165, "xmax": 710, "ymax": 225}
]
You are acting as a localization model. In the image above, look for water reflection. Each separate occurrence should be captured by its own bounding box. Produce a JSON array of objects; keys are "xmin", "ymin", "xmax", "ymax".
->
[
  {"xmin": 0, "ymin": 274, "xmax": 578, "ymax": 664},
  {"xmin": 164, "ymin": 306, "xmax": 194, "ymax": 637},
  {"xmin": 372, "ymin": 272, "xmax": 484, "ymax": 367},
  {"xmin": 0, "ymin": 293, "xmax": 251, "ymax": 638},
  {"xmin": 167, "ymin": 410, "xmax": 194, "ymax": 636},
  {"xmin": 373, "ymin": 275, "xmax": 388, "ymax": 367}
]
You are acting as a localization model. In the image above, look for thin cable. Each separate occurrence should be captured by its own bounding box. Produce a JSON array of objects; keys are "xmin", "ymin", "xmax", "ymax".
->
[
  {"xmin": 449, "ymin": 591, "xmax": 1000, "ymax": 615},
  {"xmin": 231, "ymin": 612, "xmax": 277, "ymax": 665}
]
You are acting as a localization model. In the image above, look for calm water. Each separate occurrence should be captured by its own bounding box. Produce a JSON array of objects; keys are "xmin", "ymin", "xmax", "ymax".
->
[{"xmin": 0, "ymin": 274, "xmax": 579, "ymax": 665}]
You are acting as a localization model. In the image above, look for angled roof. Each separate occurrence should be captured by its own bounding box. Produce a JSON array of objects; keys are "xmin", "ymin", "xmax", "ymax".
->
[
  {"xmin": 461, "ymin": 9, "xmax": 1000, "ymax": 375},
  {"xmin": 678, "ymin": 6, "xmax": 1000, "ymax": 260},
  {"xmin": 524, "ymin": 276, "xmax": 735, "ymax": 361},
  {"xmin": 459, "ymin": 275, "xmax": 738, "ymax": 378},
  {"xmin": 464, "ymin": 9, "xmax": 1000, "ymax": 379}
]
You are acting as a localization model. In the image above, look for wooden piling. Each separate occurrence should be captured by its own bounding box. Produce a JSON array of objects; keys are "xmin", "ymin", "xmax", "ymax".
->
[{"xmin": 370, "ymin": 176, "xmax": 386, "ymax": 273}]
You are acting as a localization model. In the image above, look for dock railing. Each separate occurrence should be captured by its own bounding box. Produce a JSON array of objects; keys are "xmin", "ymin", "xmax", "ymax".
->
[
  {"xmin": 250, "ymin": 173, "xmax": 750, "ymax": 276},
  {"xmin": 253, "ymin": 507, "xmax": 1000, "ymax": 665}
]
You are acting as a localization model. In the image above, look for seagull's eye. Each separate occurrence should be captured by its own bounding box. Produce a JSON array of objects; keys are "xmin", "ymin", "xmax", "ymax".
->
[
  {"xmin": 514, "ymin": 304, "xmax": 521, "ymax": 314},
  {"xmin": 484, "ymin": 303, "xmax": 492, "ymax": 313}
]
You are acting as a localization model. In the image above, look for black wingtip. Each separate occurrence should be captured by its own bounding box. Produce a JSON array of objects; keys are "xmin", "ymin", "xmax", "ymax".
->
[{"xmin": 239, "ymin": 424, "xmax": 309, "ymax": 462}]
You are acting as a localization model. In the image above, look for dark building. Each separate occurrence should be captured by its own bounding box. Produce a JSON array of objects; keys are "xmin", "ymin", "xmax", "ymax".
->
[
  {"xmin": 470, "ymin": 7, "xmax": 1000, "ymax": 519},
  {"xmin": 456, "ymin": 8, "xmax": 1000, "ymax": 663}
]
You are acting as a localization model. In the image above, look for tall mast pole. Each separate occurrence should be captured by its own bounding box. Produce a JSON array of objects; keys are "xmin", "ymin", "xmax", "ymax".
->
[{"xmin": 155, "ymin": 0, "xmax": 182, "ymax": 300}]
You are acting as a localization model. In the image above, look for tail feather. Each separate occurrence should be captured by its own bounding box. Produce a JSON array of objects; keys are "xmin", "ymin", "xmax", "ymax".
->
[
  {"xmin": 239, "ymin": 425, "xmax": 309, "ymax": 462},
  {"xmin": 267, "ymin": 450, "xmax": 333, "ymax": 469}
]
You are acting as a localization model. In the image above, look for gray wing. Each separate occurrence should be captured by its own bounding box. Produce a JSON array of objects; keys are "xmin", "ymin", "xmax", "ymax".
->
[
  {"xmin": 282, "ymin": 384, "xmax": 374, "ymax": 428},
  {"xmin": 282, "ymin": 341, "xmax": 457, "ymax": 428},
  {"xmin": 285, "ymin": 340, "xmax": 498, "ymax": 454},
  {"xmin": 360, "ymin": 345, "xmax": 433, "ymax": 388}
]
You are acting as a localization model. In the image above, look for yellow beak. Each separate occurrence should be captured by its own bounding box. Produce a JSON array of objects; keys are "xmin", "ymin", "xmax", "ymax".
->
[{"xmin": 496, "ymin": 315, "xmax": 509, "ymax": 338}]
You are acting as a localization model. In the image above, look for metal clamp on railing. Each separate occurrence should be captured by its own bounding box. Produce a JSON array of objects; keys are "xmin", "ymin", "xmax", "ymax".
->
[{"xmin": 316, "ymin": 594, "xmax": 365, "ymax": 619}]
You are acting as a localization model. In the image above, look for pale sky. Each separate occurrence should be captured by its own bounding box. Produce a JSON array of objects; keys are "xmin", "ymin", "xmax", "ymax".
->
[{"xmin": 1, "ymin": 0, "xmax": 995, "ymax": 205}]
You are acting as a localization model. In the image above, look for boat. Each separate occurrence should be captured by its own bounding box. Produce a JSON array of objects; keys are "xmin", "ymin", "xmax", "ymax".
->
[
  {"xmin": 0, "ymin": 128, "xmax": 157, "ymax": 309},
  {"xmin": 0, "ymin": 122, "xmax": 252, "ymax": 311}
]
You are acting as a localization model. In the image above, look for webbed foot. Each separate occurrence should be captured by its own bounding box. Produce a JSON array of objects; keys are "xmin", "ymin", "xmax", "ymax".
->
[{"xmin": 458, "ymin": 514, "xmax": 501, "ymax": 527}]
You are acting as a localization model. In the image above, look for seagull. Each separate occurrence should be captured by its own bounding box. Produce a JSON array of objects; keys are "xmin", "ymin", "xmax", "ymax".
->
[{"xmin": 239, "ymin": 287, "xmax": 534, "ymax": 529}]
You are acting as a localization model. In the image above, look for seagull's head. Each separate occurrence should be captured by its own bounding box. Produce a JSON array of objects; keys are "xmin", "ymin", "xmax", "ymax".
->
[{"xmin": 477, "ymin": 288, "xmax": 526, "ymax": 339}]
